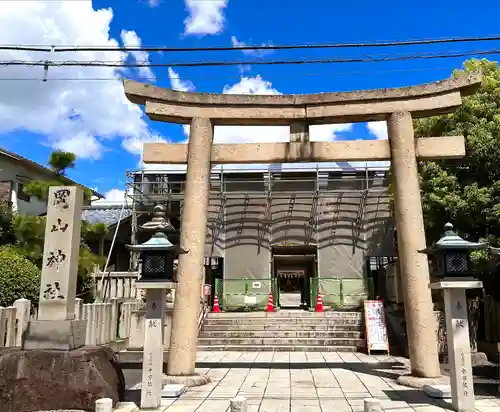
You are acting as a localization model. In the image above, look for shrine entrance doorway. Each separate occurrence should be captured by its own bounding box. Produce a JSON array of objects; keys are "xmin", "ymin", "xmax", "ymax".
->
[{"xmin": 271, "ymin": 245, "xmax": 317, "ymax": 309}]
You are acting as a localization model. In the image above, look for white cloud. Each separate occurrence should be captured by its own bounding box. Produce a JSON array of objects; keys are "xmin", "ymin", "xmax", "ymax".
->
[
  {"xmin": 168, "ymin": 68, "xmax": 195, "ymax": 92},
  {"xmin": 215, "ymin": 75, "xmax": 353, "ymax": 143},
  {"xmin": 52, "ymin": 132, "xmax": 104, "ymax": 159},
  {"xmin": 92, "ymin": 188, "xmax": 127, "ymax": 205},
  {"xmin": 120, "ymin": 30, "xmax": 155, "ymax": 81},
  {"xmin": 0, "ymin": 1, "xmax": 157, "ymax": 160},
  {"xmin": 147, "ymin": 0, "xmax": 160, "ymax": 7},
  {"xmin": 122, "ymin": 133, "xmax": 166, "ymax": 156},
  {"xmin": 104, "ymin": 188, "xmax": 126, "ymax": 201},
  {"xmin": 366, "ymin": 121, "xmax": 388, "ymax": 140},
  {"xmin": 230, "ymin": 36, "xmax": 274, "ymax": 57},
  {"xmin": 184, "ymin": 0, "xmax": 228, "ymax": 35}
]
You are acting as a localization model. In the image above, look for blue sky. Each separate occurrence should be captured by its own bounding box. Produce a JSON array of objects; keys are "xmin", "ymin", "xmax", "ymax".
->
[{"xmin": 0, "ymin": 0, "xmax": 499, "ymax": 200}]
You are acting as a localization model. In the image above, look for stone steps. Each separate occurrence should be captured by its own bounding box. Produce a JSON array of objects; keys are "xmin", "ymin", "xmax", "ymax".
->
[
  {"xmin": 198, "ymin": 337, "xmax": 364, "ymax": 346},
  {"xmin": 203, "ymin": 324, "xmax": 362, "ymax": 331},
  {"xmin": 206, "ymin": 311, "xmax": 362, "ymax": 319},
  {"xmin": 200, "ymin": 310, "xmax": 365, "ymax": 352},
  {"xmin": 204, "ymin": 318, "xmax": 363, "ymax": 326},
  {"xmin": 196, "ymin": 345, "xmax": 359, "ymax": 352},
  {"xmin": 200, "ymin": 330, "xmax": 363, "ymax": 339}
]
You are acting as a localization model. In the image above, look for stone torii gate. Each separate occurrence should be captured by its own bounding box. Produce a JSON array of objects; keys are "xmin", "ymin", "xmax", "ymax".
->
[{"xmin": 124, "ymin": 72, "xmax": 481, "ymax": 381}]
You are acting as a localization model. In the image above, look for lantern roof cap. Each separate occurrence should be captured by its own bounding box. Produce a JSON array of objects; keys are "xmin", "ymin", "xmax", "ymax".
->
[
  {"xmin": 126, "ymin": 231, "xmax": 188, "ymax": 253},
  {"xmin": 140, "ymin": 204, "xmax": 174, "ymax": 233},
  {"xmin": 419, "ymin": 222, "xmax": 487, "ymax": 254},
  {"xmin": 125, "ymin": 203, "xmax": 188, "ymax": 253}
]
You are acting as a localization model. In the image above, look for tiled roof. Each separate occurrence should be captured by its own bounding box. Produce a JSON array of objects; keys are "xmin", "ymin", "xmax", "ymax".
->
[{"xmin": 82, "ymin": 204, "xmax": 133, "ymax": 227}]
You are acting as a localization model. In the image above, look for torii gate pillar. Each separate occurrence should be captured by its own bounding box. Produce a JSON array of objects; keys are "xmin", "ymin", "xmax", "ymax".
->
[{"xmin": 388, "ymin": 111, "xmax": 440, "ymax": 377}]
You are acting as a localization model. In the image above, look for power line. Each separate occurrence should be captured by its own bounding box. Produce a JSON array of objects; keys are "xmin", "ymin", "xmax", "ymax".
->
[
  {"xmin": 0, "ymin": 66, "xmax": 454, "ymax": 81},
  {"xmin": 3, "ymin": 35, "xmax": 500, "ymax": 53},
  {"xmin": 1, "ymin": 48, "xmax": 499, "ymax": 68}
]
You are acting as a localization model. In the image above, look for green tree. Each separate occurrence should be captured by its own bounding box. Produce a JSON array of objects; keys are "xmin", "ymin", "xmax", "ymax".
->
[
  {"xmin": 0, "ymin": 201, "xmax": 16, "ymax": 245},
  {"xmin": 48, "ymin": 151, "xmax": 76, "ymax": 175},
  {"xmin": 0, "ymin": 245, "xmax": 41, "ymax": 307},
  {"xmin": 415, "ymin": 58, "xmax": 500, "ymax": 260},
  {"xmin": 24, "ymin": 151, "xmax": 92, "ymax": 202}
]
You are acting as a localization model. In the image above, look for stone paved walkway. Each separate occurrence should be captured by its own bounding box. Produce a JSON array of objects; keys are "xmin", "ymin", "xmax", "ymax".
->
[{"xmin": 129, "ymin": 351, "xmax": 500, "ymax": 412}]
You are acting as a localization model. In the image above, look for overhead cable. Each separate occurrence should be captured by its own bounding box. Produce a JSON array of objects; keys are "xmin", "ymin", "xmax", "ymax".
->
[
  {"xmin": 1, "ymin": 48, "xmax": 499, "ymax": 68},
  {"xmin": 2, "ymin": 35, "xmax": 500, "ymax": 53}
]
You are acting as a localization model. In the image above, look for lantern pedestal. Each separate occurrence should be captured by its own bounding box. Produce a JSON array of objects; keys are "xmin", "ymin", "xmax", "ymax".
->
[
  {"xmin": 428, "ymin": 278, "xmax": 482, "ymax": 412},
  {"xmin": 139, "ymin": 283, "xmax": 174, "ymax": 410}
]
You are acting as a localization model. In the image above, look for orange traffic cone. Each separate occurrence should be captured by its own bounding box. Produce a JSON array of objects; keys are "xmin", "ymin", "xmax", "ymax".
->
[
  {"xmin": 212, "ymin": 295, "xmax": 221, "ymax": 313},
  {"xmin": 315, "ymin": 294, "xmax": 324, "ymax": 312},
  {"xmin": 266, "ymin": 292, "xmax": 274, "ymax": 312}
]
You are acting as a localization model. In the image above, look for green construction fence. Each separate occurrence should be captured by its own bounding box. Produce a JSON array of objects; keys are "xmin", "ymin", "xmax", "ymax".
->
[{"xmin": 214, "ymin": 277, "xmax": 375, "ymax": 311}]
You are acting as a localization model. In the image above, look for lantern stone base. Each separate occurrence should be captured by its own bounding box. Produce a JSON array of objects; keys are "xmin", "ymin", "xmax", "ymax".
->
[
  {"xmin": 135, "ymin": 281, "xmax": 177, "ymax": 289},
  {"xmin": 22, "ymin": 319, "xmax": 87, "ymax": 350},
  {"xmin": 162, "ymin": 373, "xmax": 211, "ymax": 387},
  {"xmin": 397, "ymin": 374, "xmax": 449, "ymax": 390},
  {"xmin": 423, "ymin": 384, "xmax": 452, "ymax": 399}
]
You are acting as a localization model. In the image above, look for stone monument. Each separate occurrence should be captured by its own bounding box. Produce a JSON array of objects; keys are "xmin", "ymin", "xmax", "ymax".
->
[
  {"xmin": 23, "ymin": 186, "xmax": 86, "ymax": 350},
  {"xmin": 421, "ymin": 223, "xmax": 487, "ymax": 412}
]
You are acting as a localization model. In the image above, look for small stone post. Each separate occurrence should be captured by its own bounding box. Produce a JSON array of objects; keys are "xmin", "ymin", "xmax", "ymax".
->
[
  {"xmin": 23, "ymin": 186, "xmax": 86, "ymax": 350},
  {"xmin": 230, "ymin": 396, "xmax": 247, "ymax": 412},
  {"xmin": 13, "ymin": 298, "xmax": 30, "ymax": 347},
  {"xmin": 95, "ymin": 397, "xmax": 113, "ymax": 412},
  {"xmin": 74, "ymin": 298, "xmax": 83, "ymax": 320},
  {"xmin": 364, "ymin": 398, "xmax": 382, "ymax": 412}
]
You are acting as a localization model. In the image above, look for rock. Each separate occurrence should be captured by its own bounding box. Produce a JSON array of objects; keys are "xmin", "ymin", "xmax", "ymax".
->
[{"xmin": 0, "ymin": 346, "xmax": 125, "ymax": 412}]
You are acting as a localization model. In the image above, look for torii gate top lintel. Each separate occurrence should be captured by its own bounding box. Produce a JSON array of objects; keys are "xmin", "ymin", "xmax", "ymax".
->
[{"xmin": 123, "ymin": 71, "xmax": 481, "ymax": 126}]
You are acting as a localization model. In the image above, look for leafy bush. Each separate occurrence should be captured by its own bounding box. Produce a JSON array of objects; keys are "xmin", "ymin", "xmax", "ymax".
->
[{"xmin": 0, "ymin": 245, "xmax": 41, "ymax": 307}]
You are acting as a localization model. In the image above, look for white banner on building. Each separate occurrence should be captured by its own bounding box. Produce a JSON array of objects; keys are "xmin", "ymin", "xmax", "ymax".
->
[{"xmin": 364, "ymin": 300, "xmax": 390, "ymax": 354}]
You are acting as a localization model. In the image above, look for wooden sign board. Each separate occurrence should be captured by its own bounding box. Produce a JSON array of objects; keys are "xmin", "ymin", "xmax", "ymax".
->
[{"xmin": 364, "ymin": 300, "xmax": 390, "ymax": 354}]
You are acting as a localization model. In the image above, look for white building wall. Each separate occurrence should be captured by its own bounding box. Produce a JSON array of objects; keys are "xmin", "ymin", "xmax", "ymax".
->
[{"xmin": 0, "ymin": 157, "xmax": 52, "ymax": 216}]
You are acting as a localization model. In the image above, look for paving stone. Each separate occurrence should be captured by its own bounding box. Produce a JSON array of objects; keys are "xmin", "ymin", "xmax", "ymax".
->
[
  {"xmin": 159, "ymin": 351, "xmax": 484, "ymax": 412},
  {"xmin": 162, "ymin": 399, "xmax": 203, "ymax": 412},
  {"xmin": 319, "ymin": 399, "xmax": 353, "ymax": 412},
  {"xmin": 259, "ymin": 398, "xmax": 291, "ymax": 412},
  {"xmin": 196, "ymin": 399, "xmax": 230, "ymax": 412}
]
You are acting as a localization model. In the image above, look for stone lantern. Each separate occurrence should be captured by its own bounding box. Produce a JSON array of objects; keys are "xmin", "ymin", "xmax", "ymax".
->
[
  {"xmin": 420, "ymin": 223, "xmax": 486, "ymax": 412},
  {"xmin": 127, "ymin": 205, "xmax": 186, "ymax": 284},
  {"xmin": 125, "ymin": 204, "xmax": 187, "ymax": 409},
  {"xmin": 419, "ymin": 222, "xmax": 486, "ymax": 279}
]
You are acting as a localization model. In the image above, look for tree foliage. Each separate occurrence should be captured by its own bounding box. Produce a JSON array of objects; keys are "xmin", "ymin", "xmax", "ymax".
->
[
  {"xmin": 0, "ymin": 245, "xmax": 41, "ymax": 307},
  {"xmin": 415, "ymin": 58, "xmax": 500, "ymax": 270},
  {"xmin": 48, "ymin": 151, "xmax": 76, "ymax": 175},
  {"xmin": 0, "ymin": 201, "xmax": 16, "ymax": 246},
  {"xmin": 24, "ymin": 151, "xmax": 93, "ymax": 202}
]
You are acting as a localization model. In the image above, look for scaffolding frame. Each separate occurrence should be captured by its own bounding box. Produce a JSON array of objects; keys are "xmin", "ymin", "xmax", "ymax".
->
[{"xmin": 124, "ymin": 164, "xmax": 391, "ymax": 264}]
